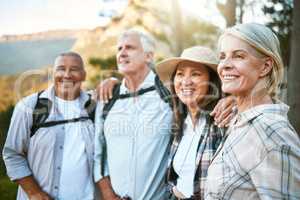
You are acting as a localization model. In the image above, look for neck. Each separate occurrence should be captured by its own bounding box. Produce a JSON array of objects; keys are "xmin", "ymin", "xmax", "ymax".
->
[
  {"xmin": 188, "ymin": 104, "xmax": 199, "ymax": 127},
  {"xmin": 55, "ymin": 91, "xmax": 80, "ymax": 101},
  {"xmin": 236, "ymin": 89, "xmax": 272, "ymax": 113},
  {"xmin": 124, "ymin": 68, "xmax": 150, "ymax": 92}
]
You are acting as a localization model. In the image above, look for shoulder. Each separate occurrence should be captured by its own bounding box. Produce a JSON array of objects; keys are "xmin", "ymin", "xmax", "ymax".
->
[
  {"xmin": 14, "ymin": 92, "xmax": 39, "ymax": 113},
  {"xmin": 252, "ymin": 112, "xmax": 300, "ymax": 152}
]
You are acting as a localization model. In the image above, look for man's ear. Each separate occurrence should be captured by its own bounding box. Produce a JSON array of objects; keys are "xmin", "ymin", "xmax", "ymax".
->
[
  {"xmin": 82, "ymin": 70, "xmax": 87, "ymax": 81},
  {"xmin": 259, "ymin": 57, "xmax": 273, "ymax": 78},
  {"xmin": 145, "ymin": 52, "xmax": 154, "ymax": 63}
]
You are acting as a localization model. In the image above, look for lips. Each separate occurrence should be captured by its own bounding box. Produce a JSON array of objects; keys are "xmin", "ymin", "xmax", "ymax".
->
[
  {"xmin": 58, "ymin": 80, "xmax": 75, "ymax": 87},
  {"xmin": 180, "ymin": 88, "xmax": 195, "ymax": 96},
  {"xmin": 118, "ymin": 59, "xmax": 130, "ymax": 64},
  {"xmin": 222, "ymin": 74, "xmax": 239, "ymax": 81}
]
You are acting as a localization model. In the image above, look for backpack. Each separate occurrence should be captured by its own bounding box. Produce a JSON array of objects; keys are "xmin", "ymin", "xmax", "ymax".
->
[{"xmin": 30, "ymin": 91, "xmax": 96, "ymax": 138}]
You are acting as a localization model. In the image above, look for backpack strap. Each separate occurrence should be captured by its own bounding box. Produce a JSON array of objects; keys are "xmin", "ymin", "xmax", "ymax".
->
[
  {"xmin": 84, "ymin": 94, "xmax": 97, "ymax": 123},
  {"xmin": 30, "ymin": 91, "xmax": 96, "ymax": 138},
  {"xmin": 31, "ymin": 116, "xmax": 91, "ymax": 130},
  {"xmin": 149, "ymin": 63, "xmax": 172, "ymax": 106},
  {"xmin": 31, "ymin": 90, "xmax": 52, "ymax": 137},
  {"xmin": 102, "ymin": 83, "xmax": 156, "ymax": 120},
  {"xmin": 102, "ymin": 83, "xmax": 121, "ymax": 120},
  {"xmin": 154, "ymin": 75, "xmax": 172, "ymax": 107},
  {"xmin": 100, "ymin": 83, "xmax": 121, "ymax": 176}
]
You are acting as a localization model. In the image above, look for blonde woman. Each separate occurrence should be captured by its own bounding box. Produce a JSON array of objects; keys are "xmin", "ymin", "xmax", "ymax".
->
[{"xmin": 205, "ymin": 23, "xmax": 300, "ymax": 200}]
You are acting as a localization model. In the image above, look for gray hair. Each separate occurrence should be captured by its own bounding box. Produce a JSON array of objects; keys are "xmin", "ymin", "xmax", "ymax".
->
[
  {"xmin": 218, "ymin": 23, "xmax": 284, "ymax": 98},
  {"xmin": 118, "ymin": 29, "xmax": 156, "ymax": 53},
  {"xmin": 55, "ymin": 51, "xmax": 84, "ymax": 68}
]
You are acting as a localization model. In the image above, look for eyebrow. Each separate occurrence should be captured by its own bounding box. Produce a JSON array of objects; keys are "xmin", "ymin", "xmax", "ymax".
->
[
  {"xmin": 233, "ymin": 49, "xmax": 248, "ymax": 54},
  {"xmin": 220, "ymin": 49, "xmax": 248, "ymax": 55},
  {"xmin": 55, "ymin": 65, "xmax": 82, "ymax": 69}
]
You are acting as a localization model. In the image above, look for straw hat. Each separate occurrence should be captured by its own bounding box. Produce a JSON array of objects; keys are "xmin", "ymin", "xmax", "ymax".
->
[{"xmin": 155, "ymin": 46, "xmax": 219, "ymax": 84}]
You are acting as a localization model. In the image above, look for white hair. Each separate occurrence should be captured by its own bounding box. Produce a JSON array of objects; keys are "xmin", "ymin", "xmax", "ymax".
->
[{"xmin": 118, "ymin": 29, "xmax": 156, "ymax": 53}]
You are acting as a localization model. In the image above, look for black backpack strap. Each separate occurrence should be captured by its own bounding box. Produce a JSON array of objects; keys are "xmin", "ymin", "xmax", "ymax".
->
[
  {"xmin": 154, "ymin": 75, "xmax": 172, "ymax": 107},
  {"xmin": 149, "ymin": 63, "xmax": 172, "ymax": 106},
  {"xmin": 32, "ymin": 116, "xmax": 91, "ymax": 130},
  {"xmin": 118, "ymin": 86, "xmax": 155, "ymax": 99},
  {"xmin": 84, "ymin": 94, "xmax": 97, "ymax": 123},
  {"xmin": 31, "ymin": 91, "xmax": 96, "ymax": 138},
  {"xmin": 100, "ymin": 83, "xmax": 121, "ymax": 176},
  {"xmin": 31, "ymin": 90, "xmax": 52, "ymax": 137},
  {"xmin": 102, "ymin": 83, "xmax": 121, "ymax": 120}
]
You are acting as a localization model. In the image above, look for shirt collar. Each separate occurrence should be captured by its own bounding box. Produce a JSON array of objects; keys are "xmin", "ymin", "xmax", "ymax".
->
[
  {"xmin": 233, "ymin": 102, "xmax": 289, "ymax": 126},
  {"xmin": 120, "ymin": 70, "xmax": 155, "ymax": 94},
  {"xmin": 39, "ymin": 85, "xmax": 90, "ymax": 108},
  {"xmin": 184, "ymin": 112, "xmax": 207, "ymax": 135}
]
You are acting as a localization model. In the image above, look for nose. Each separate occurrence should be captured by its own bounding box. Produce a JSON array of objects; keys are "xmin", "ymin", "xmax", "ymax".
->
[
  {"xmin": 218, "ymin": 57, "xmax": 233, "ymax": 72},
  {"xmin": 118, "ymin": 47, "xmax": 127, "ymax": 58},
  {"xmin": 63, "ymin": 69, "xmax": 72, "ymax": 78},
  {"xmin": 182, "ymin": 75, "xmax": 192, "ymax": 86}
]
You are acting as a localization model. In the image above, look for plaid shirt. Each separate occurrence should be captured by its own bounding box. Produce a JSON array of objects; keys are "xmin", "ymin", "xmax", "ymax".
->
[
  {"xmin": 167, "ymin": 113, "xmax": 224, "ymax": 199},
  {"xmin": 205, "ymin": 103, "xmax": 300, "ymax": 200}
]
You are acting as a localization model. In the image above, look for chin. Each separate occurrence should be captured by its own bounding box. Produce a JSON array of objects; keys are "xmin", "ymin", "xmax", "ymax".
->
[
  {"xmin": 180, "ymin": 98, "xmax": 197, "ymax": 107},
  {"xmin": 222, "ymin": 85, "xmax": 238, "ymax": 95}
]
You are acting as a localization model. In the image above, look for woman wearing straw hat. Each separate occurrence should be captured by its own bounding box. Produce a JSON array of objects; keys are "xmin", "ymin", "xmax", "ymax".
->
[
  {"xmin": 205, "ymin": 23, "xmax": 300, "ymax": 200},
  {"xmin": 155, "ymin": 46, "xmax": 226, "ymax": 200}
]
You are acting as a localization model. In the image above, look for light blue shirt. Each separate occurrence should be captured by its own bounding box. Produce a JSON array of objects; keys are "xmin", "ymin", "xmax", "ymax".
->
[
  {"xmin": 2, "ymin": 86, "xmax": 96, "ymax": 200},
  {"xmin": 94, "ymin": 71, "xmax": 173, "ymax": 200}
]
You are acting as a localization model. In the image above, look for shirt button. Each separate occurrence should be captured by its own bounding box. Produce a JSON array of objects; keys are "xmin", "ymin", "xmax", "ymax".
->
[
  {"xmin": 57, "ymin": 166, "xmax": 61, "ymax": 170},
  {"xmin": 59, "ymin": 146, "xmax": 63, "ymax": 149},
  {"xmin": 54, "ymin": 186, "xmax": 58, "ymax": 189}
]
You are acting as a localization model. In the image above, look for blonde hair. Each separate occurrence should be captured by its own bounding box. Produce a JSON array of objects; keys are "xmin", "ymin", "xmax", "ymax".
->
[{"xmin": 218, "ymin": 23, "xmax": 284, "ymax": 98}]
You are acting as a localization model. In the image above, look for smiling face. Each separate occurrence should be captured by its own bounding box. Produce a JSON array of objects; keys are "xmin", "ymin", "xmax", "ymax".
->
[
  {"xmin": 53, "ymin": 55, "xmax": 86, "ymax": 100},
  {"xmin": 174, "ymin": 61, "xmax": 210, "ymax": 110},
  {"xmin": 116, "ymin": 34, "xmax": 152, "ymax": 77},
  {"xmin": 218, "ymin": 35, "xmax": 271, "ymax": 97}
]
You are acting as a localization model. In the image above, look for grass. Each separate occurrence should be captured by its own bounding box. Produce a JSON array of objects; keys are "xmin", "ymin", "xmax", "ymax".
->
[{"xmin": 0, "ymin": 175, "xmax": 17, "ymax": 199}]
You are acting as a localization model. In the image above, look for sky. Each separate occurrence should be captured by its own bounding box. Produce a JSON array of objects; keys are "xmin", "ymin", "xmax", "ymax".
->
[
  {"xmin": 0, "ymin": 0, "xmax": 106, "ymax": 36},
  {"xmin": 0, "ymin": 0, "xmax": 264, "ymax": 36}
]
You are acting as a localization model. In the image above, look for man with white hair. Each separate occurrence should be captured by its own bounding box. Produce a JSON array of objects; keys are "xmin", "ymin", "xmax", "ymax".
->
[
  {"xmin": 3, "ymin": 52, "xmax": 96, "ymax": 200},
  {"xmin": 94, "ymin": 29, "xmax": 173, "ymax": 200}
]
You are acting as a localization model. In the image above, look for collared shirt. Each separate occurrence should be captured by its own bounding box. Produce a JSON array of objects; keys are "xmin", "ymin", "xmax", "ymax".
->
[
  {"xmin": 167, "ymin": 113, "xmax": 224, "ymax": 199},
  {"xmin": 205, "ymin": 103, "xmax": 300, "ymax": 200},
  {"xmin": 2, "ymin": 86, "xmax": 95, "ymax": 200},
  {"xmin": 94, "ymin": 71, "xmax": 173, "ymax": 200}
]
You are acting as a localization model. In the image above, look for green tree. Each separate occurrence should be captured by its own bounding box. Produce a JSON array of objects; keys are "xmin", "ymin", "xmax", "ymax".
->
[
  {"xmin": 263, "ymin": 0, "xmax": 293, "ymax": 66},
  {"xmin": 288, "ymin": 0, "xmax": 300, "ymax": 133}
]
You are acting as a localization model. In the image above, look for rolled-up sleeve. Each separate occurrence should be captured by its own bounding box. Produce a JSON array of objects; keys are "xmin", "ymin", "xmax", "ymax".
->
[
  {"xmin": 93, "ymin": 102, "xmax": 109, "ymax": 183},
  {"xmin": 2, "ymin": 97, "xmax": 34, "ymax": 181}
]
